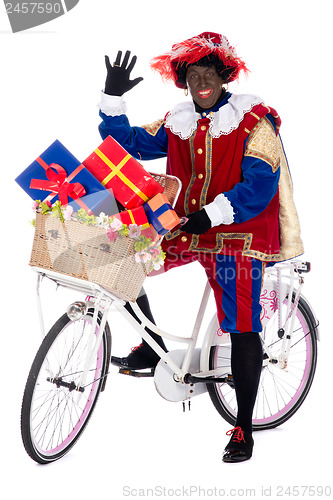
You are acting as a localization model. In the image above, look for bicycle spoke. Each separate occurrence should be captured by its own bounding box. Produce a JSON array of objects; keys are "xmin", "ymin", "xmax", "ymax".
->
[
  {"xmin": 209, "ymin": 294, "xmax": 317, "ymax": 429},
  {"xmin": 21, "ymin": 309, "xmax": 108, "ymax": 462}
]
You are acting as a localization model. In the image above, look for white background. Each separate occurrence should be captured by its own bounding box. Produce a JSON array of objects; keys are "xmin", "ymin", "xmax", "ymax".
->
[{"xmin": 1, "ymin": 0, "xmax": 332, "ymax": 498}]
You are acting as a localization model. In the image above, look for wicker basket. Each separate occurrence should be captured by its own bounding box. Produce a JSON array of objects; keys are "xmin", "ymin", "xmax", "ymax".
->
[{"xmin": 29, "ymin": 173, "xmax": 180, "ymax": 302}]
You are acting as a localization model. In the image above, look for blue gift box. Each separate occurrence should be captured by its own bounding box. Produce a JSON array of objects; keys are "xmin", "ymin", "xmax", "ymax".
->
[
  {"xmin": 68, "ymin": 188, "xmax": 118, "ymax": 216},
  {"xmin": 15, "ymin": 140, "xmax": 118, "ymax": 216},
  {"xmin": 143, "ymin": 193, "xmax": 181, "ymax": 235}
]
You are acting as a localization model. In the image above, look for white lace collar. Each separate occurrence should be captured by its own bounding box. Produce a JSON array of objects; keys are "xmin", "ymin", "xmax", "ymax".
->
[{"xmin": 164, "ymin": 94, "xmax": 264, "ymax": 140}]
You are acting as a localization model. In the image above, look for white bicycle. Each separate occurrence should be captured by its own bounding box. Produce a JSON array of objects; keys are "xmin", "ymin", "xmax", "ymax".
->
[{"xmin": 21, "ymin": 257, "xmax": 318, "ymax": 463}]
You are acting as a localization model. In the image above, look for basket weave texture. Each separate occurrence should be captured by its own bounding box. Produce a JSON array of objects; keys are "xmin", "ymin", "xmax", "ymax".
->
[
  {"xmin": 30, "ymin": 213, "xmax": 150, "ymax": 301},
  {"xmin": 29, "ymin": 174, "xmax": 180, "ymax": 302}
]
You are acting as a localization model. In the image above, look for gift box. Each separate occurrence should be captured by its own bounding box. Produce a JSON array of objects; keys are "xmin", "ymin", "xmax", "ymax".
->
[
  {"xmin": 15, "ymin": 140, "xmax": 118, "ymax": 216},
  {"xmin": 114, "ymin": 207, "xmax": 160, "ymax": 242},
  {"xmin": 68, "ymin": 189, "xmax": 118, "ymax": 217},
  {"xmin": 83, "ymin": 136, "xmax": 164, "ymax": 209},
  {"xmin": 143, "ymin": 193, "xmax": 181, "ymax": 235},
  {"xmin": 114, "ymin": 206, "xmax": 150, "ymax": 229}
]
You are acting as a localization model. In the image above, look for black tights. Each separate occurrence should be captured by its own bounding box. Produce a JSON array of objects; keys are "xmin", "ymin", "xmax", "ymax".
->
[{"xmin": 230, "ymin": 332, "xmax": 263, "ymax": 434}]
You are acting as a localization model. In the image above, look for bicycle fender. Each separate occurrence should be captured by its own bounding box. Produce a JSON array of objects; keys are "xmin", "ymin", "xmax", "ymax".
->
[{"xmin": 260, "ymin": 277, "xmax": 289, "ymax": 327}]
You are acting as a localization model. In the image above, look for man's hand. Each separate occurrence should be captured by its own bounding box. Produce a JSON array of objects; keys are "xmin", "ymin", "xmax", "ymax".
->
[
  {"xmin": 181, "ymin": 209, "xmax": 211, "ymax": 235},
  {"xmin": 104, "ymin": 50, "xmax": 143, "ymax": 96}
]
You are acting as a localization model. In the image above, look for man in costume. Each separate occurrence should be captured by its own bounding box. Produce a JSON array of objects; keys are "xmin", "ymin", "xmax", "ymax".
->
[{"xmin": 98, "ymin": 33, "xmax": 303, "ymax": 462}]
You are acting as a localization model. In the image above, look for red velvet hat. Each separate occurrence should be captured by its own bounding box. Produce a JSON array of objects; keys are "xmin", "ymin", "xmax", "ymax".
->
[{"xmin": 151, "ymin": 32, "xmax": 248, "ymax": 88}]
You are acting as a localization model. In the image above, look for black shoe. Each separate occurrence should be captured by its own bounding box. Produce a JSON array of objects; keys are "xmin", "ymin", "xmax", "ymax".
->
[
  {"xmin": 111, "ymin": 343, "xmax": 162, "ymax": 370},
  {"xmin": 222, "ymin": 427, "xmax": 254, "ymax": 463}
]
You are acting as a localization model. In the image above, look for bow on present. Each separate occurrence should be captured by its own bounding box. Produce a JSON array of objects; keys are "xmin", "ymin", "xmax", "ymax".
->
[{"xmin": 30, "ymin": 158, "xmax": 86, "ymax": 205}]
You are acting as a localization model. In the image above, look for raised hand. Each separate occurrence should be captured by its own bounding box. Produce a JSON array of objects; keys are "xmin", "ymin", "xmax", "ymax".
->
[{"xmin": 104, "ymin": 50, "xmax": 143, "ymax": 96}]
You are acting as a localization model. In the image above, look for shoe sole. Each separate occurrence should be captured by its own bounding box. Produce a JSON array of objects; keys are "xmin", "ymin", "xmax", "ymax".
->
[{"xmin": 222, "ymin": 454, "xmax": 252, "ymax": 463}]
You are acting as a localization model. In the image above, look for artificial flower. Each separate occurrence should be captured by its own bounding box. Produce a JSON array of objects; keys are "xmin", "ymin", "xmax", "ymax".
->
[
  {"xmin": 31, "ymin": 200, "xmax": 166, "ymax": 271},
  {"xmin": 135, "ymin": 251, "xmax": 152, "ymax": 263},
  {"xmin": 110, "ymin": 218, "xmax": 122, "ymax": 231},
  {"xmin": 95, "ymin": 212, "xmax": 109, "ymax": 226},
  {"xmin": 128, "ymin": 224, "xmax": 142, "ymax": 239},
  {"xmin": 106, "ymin": 226, "xmax": 118, "ymax": 242},
  {"xmin": 63, "ymin": 205, "xmax": 74, "ymax": 220}
]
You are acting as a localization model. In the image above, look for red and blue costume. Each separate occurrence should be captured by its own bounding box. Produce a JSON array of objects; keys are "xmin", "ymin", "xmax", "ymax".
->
[
  {"xmin": 98, "ymin": 91, "xmax": 285, "ymax": 333},
  {"xmin": 103, "ymin": 33, "xmax": 304, "ymax": 460}
]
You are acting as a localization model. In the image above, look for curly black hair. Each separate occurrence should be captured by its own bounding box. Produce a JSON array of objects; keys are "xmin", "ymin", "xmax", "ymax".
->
[{"xmin": 175, "ymin": 54, "xmax": 236, "ymax": 87}]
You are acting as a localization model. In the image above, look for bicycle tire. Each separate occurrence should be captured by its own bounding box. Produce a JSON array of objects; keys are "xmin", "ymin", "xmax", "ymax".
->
[
  {"xmin": 207, "ymin": 295, "xmax": 318, "ymax": 430},
  {"xmin": 21, "ymin": 308, "xmax": 110, "ymax": 463}
]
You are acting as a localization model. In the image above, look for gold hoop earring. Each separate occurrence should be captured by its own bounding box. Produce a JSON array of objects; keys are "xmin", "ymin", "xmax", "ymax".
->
[
  {"xmin": 184, "ymin": 87, "xmax": 188, "ymax": 96},
  {"xmin": 223, "ymin": 83, "xmax": 229, "ymax": 92}
]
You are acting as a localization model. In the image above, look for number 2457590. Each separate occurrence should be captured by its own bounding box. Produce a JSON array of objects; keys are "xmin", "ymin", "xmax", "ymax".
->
[{"xmin": 5, "ymin": 3, "xmax": 62, "ymax": 14}]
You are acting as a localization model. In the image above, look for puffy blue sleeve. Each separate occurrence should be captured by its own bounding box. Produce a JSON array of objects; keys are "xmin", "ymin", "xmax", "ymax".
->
[
  {"xmin": 98, "ymin": 94, "xmax": 168, "ymax": 161},
  {"xmin": 224, "ymin": 156, "xmax": 280, "ymax": 224}
]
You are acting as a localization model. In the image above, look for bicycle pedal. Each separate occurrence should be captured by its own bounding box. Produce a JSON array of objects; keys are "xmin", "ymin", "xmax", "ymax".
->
[
  {"xmin": 226, "ymin": 374, "xmax": 234, "ymax": 388},
  {"xmin": 119, "ymin": 367, "xmax": 155, "ymax": 378}
]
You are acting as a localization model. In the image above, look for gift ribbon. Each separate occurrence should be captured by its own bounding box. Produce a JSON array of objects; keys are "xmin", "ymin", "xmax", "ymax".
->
[
  {"xmin": 30, "ymin": 158, "xmax": 86, "ymax": 206},
  {"xmin": 153, "ymin": 203, "xmax": 174, "ymax": 219},
  {"xmin": 127, "ymin": 209, "xmax": 150, "ymax": 229},
  {"xmin": 144, "ymin": 202, "xmax": 175, "ymax": 235},
  {"xmin": 94, "ymin": 148, "xmax": 149, "ymax": 203},
  {"xmin": 117, "ymin": 208, "xmax": 150, "ymax": 229},
  {"xmin": 128, "ymin": 210, "xmax": 136, "ymax": 224},
  {"xmin": 30, "ymin": 157, "xmax": 94, "ymax": 214}
]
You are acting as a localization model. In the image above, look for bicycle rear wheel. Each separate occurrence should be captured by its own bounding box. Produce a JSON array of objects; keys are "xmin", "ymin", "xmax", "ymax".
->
[
  {"xmin": 21, "ymin": 308, "xmax": 110, "ymax": 463},
  {"xmin": 207, "ymin": 295, "xmax": 318, "ymax": 430}
]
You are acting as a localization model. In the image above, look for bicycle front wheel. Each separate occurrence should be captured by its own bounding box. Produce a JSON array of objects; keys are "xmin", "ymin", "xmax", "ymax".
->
[
  {"xmin": 21, "ymin": 308, "xmax": 110, "ymax": 464},
  {"xmin": 208, "ymin": 295, "xmax": 318, "ymax": 430}
]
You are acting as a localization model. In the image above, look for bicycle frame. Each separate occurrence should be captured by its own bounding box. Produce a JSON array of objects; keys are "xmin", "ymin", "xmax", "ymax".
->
[
  {"xmin": 115, "ymin": 279, "xmax": 213, "ymax": 381},
  {"xmin": 33, "ymin": 267, "xmax": 212, "ymax": 387},
  {"xmin": 33, "ymin": 258, "xmax": 316, "ymax": 394}
]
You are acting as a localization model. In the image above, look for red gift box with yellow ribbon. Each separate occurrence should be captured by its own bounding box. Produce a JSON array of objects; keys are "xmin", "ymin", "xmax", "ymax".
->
[
  {"xmin": 114, "ymin": 206, "xmax": 150, "ymax": 228},
  {"xmin": 114, "ymin": 206, "xmax": 160, "ymax": 242},
  {"xmin": 83, "ymin": 136, "xmax": 164, "ymax": 209}
]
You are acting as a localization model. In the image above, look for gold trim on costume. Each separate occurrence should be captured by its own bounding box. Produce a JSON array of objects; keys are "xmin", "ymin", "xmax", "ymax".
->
[
  {"xmin": 184, "ymin": 133, "xmax": 197, "ymax": 213},
  {"xmin": 141, "ymin": 118, "xmax": 165, "ymax": 136},
  {"xmin": 189, "ymin": 233, "xmax": 225, "ymax": 252},
  {"xmin": 200, "ymin": 132, "xmax": 213, "ymax": 208},
  {"xmin": 164, "ymin": 229, "xmax": 181, "ymax": 241},
  {"xmin": 164, "ymin": 230, "xmax": 281, "ymax": 262},
  {"xmin": 184, "ymin": 129, "xmax": 213, "ymax": 213},
  {"xmin": 244, "ymin": 116, "xmax": 280, "ymax": 171},
  {"xmin": 189, "ymin": 232, "xmax": 280, "ymax": 261},
  {"xmin": 250, "ymin": 111, "xmax": 260, "ymax": 121},
  {"xmin": 263, "ymin": 105, "xmax": 279, "ymax": 120}
]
